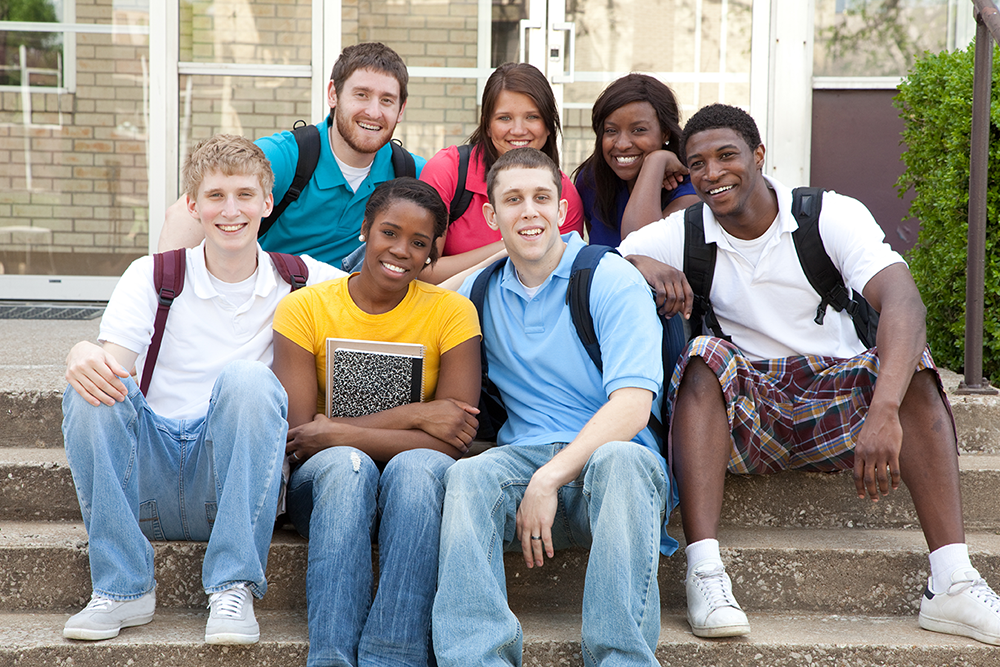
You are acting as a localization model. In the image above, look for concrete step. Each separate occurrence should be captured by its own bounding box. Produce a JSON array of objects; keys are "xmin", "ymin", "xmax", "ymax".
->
[
  {"xmin": 5, "ymin": 521, "xmax": 1000, "ymax": 618},
  {"xmin": 1, "ymin": 609, "xmax": 997, "ymax": 667},
  {"xmin": 6, "ymin": 446, "xmax": 1000, "ymax": 531}
]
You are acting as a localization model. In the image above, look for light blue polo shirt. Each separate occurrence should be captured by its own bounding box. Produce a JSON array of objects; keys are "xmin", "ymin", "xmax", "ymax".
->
[
  {"xmin": 256, "ymin": 116, "xmax": 426, "ymax": 265},
  {"xmin": 460, "ymin": 233, "xmax": 677, "ymax": 553}
]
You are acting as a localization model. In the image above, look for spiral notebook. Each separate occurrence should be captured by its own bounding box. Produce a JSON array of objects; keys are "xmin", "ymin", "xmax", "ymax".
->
[{"xmin": 325, "ymin": 338, "xmax": 426, "ymax": 418}]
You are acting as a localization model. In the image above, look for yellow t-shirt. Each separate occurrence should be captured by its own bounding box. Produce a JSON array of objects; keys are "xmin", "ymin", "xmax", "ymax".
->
[{"xmin": 273, "ymin": 276, "xmax": 481, "ymax": 414}]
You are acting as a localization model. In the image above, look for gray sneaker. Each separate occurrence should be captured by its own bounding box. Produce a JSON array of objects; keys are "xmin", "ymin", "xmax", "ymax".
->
[
  {"xmin": 205, "ymin": 583, "xmax": 259, "ymax": 644},
  {"xmin": 63, "ymin": 590, "xmax": 155, "ymax": 640}
]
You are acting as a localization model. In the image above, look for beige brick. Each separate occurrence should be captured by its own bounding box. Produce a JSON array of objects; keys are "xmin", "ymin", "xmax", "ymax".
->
[
  {"xmin": 60, "ymin": 151, "xmax": 95, "ymax": 166},
  {"xmin": 72, "ymin": 193, "xmax": 114, "ymax": 207},
  {"xmin": 12, "ymin": 205, "xmax": 54, "ymax": 218},
  {"xmin": 53, "ymin": 232, "xmax": 95, "ymax": 246},
  {"xmin": 52, "ymin": 179, "xmax": 94, "ymax": 193},
  {"xmin": 52, "ymin": 206, "xmax": 94, "ymax": 219},
  {"xmin": 32, "ymin": 165, "xmax": 73, "ymax": 180},
  {"xmin": 73, "ymin": 140, "xmax": 115, "ymax": 153}
]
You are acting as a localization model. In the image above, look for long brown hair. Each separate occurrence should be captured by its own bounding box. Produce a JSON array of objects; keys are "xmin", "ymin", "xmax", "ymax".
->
[{"xmin": 468, "ymin": 63, "xmax": 561, "ymax": 173}]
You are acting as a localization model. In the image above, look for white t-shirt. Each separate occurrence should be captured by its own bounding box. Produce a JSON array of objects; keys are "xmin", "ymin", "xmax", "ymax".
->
[
  {"xmin": 99, "ymin": 242, "xmax": 345, "ymax": 420},
  {"xmin": 618, "ymin": 176, "xmax": 904, "ymax": 361}
]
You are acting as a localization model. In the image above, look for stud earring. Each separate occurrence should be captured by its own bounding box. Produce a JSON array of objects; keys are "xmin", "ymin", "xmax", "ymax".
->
[
  {"xmin": 358, "ymin": 234, "xmax": 365, "ymax": 242},
  {"xmin": 425, "ymin": 257, "xmax": 432, "ymax": 265}
]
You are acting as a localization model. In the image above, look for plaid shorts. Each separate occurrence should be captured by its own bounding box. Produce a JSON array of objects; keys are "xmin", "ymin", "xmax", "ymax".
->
[{"xmin": 665, "ymin": 336, "xmax": 953, "ymax": 475}]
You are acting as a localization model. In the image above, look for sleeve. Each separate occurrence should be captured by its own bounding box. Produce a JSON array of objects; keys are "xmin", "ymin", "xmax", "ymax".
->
[
  {"xmin": 616, "ymin": 210, "xmax": 686, "ymax": 270},
  {"xmin": 98, "ymin": 255, "xmax": 158, "ymax": 356},
  {"xmin": 665, "ymin": 175, "xmax": 697, "ymax": 203},
  {"xmin": 819, "ymin": 191, "xmax": 906, "ymax": 295},
  {"xmin": 560, "ymin": 171, "xmax": 586, "ymax": 236},
  {"xmin": 435, "ymin": 290, "xmax": 482, "ymax": 354},
  {"xmin": 418, "ymin": 145, "xmax": 461, "ymax": 214},
  {"xmin": 300, "ymin": 254, "xmax": 348, "ymax": 283},
  {"xmin": 589, "ymin": 256, "xmax": 663, "ymax": 399},
  {"xmin": 273, "ymin": 287, "xmax": 321, "ymax": 356},
  {"xmin": 256, "ymin": 130, "xmax": 298, "ymax": 203}
]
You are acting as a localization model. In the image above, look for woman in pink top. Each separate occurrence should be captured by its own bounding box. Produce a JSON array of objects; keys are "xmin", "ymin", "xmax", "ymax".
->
[{"xmin": 419, "ymin": 62, "xmax": 584, "ymax": 283}]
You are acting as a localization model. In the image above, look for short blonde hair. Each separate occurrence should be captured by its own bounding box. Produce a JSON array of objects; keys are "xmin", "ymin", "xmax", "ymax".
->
[{"xmin": 181, "ymin": 134, "xmax": 274, "ymax": 199}]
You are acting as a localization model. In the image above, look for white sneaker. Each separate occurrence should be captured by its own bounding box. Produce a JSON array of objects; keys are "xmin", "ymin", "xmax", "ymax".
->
[
  {"xmin": 205, "ymin": 583, "xmax": 259, "ymax": 645},
  {"xmin": 685, "ymin": 560, "xmax": 750, "ymax": 638},
  {"xmin": 919, "ymin": 568, "xmax": 1000, "ymax": 645},
  {"xmin": 63, "ymin": 590, "xmax": 155, "ymax": 640}
]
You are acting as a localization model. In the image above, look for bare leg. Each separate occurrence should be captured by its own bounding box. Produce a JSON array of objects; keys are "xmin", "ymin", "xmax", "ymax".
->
[
  {"xmin": 672, "ymin": 357, "xmax": 733, "ymax": 545},
  {"xmin": 898, "ymin": 369, "xmax": 965, "ymax": 551}
]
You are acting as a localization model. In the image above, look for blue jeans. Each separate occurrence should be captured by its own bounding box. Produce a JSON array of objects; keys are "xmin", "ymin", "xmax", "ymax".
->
[
  {"xmin": 287, "ymin": 446, "xmax": 454, "ymax": 667},
  {"xmin": 432, "ymin": 442, "xmax": 669, "ymax": 667},
  {"xmin": 61, "ymin": 360, "xmax": 287, "ymax": 600}
]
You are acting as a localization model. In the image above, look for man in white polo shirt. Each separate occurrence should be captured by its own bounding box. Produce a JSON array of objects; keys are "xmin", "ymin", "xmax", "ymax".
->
[
  {"xmin": 60, "ymin": 134, "xmax": 343, "ymax": 645},
  {"xmin": 620, "ymin": 103, "xmax": 1000, "ymax": 646}
]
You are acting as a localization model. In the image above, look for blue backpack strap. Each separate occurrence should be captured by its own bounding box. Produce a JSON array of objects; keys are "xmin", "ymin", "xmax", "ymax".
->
[
  {"xmin": 567, "ymin": 244, "xmax": 618, "ymax": 372},
  {"xmin": 449, "ymin": 144, "xmax": 475, "ymax": 223},
  {"xmin": 390, "ymin": 138, "xmax": 417, "ymax": 178},
  {"xmin": 267, "ymin": 251, "xmax": 309, "ymax": 290},
  {"xmin": 259, "ymin": 120, "xmax": 321, "ymax": 239},
  {"xmin": 141, "ymin": 249, "xmax": 186, "ymax": 396},
  {"xmin": 469, "ymin": 257, "xmax": 510, "ymax": 439}
]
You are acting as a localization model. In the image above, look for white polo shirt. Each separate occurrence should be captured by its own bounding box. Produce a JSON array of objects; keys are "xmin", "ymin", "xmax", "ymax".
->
[
  {"xmin": 100, "ymin": 242, "xmax": 344, "ymax": 420},
  {"xmin": 618, "ymin": 176, "xmax": 904, "ymax": 361}
]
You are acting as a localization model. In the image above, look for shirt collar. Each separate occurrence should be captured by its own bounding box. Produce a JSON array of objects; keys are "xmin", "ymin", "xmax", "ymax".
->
[
  {"xmin": 189, "ymin": 241, "xmax": 278, "ymax": 301},
  {"xmin": 497, "ymin": 231, "xmax": 582, "ymax": 297},
  {"xmin": 701, "ymin": 175, "xmax": 796, "ymax": 249}
]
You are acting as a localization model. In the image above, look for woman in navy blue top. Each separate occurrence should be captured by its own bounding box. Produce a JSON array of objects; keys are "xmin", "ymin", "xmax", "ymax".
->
[{"xmin": 574, "ymin": 74, "xmax": 700, "ymax": 246}]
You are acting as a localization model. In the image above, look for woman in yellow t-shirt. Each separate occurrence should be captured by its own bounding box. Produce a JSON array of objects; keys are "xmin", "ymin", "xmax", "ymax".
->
[{"xmin": 272, "ymin": 178, "xmax": 481, "ymax": 667}]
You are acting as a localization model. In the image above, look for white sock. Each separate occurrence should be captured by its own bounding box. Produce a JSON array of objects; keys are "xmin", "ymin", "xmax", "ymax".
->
[
  {"xmin": 929, "ymin": 542, "xmax": 973, "ymax": 594},
  {"xmin": 686, "ymin": 538, "xmax": 722, "ymax": 578}
]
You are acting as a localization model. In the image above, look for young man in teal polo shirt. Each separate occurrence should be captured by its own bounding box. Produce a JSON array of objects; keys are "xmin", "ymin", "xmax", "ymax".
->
[
  {"xmin": 160, "ymin": 42, "xmax": 425, "ymax": 266},
  {"xmin": 432, "ymin": 147, "xmax": 675, "ymax": 667}
]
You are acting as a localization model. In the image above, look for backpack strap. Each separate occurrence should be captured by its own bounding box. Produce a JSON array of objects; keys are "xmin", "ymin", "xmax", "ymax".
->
[
  {"xmin": 790, "ymin": 186, "xmax": 879, "ymax": 347},
  {"xmin": 469, "ymin": 257, "xmax": 510, "ymax": 439},
  {"xmin": 140, "ymin": 249, "xmax": 186, "ymax": 396},
  {"xmin": 567, "ymin": 244, "xmax": 619, "ymax": 372},
  {"xmin": 682, "ymin": 203, "xmax": 730, "ymax": 341},
  {"xmin": 449, "ymin": 144, "xmax": 475, "ymax": 224},
  {"xmin": 390, "ymin": 138, "xmax": 417, "ymax": 178},
  {"xmin": 267, "ymin": 251, "xmax": 309, "ymax": 290},
  {"xmin": 259, "ymin": 120, "xmax": 321, "ymax": 239}
]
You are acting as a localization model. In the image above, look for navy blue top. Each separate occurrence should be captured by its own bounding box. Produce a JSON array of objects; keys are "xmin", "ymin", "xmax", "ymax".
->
[{"xmin": 575, "ymin": 167, "xmax": 696, "ymax": 247}]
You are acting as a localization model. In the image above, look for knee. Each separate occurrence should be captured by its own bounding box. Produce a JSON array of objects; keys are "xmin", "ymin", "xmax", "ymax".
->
[
  {"xmin": 442, "ymin": 456, "xmax": 502, "ymax": 496},
  {"xmin": 62, "ymin": 383, "xmax": 138, "ymax": 452},
  {"xmin": 214, "ymin": 361, "xmax": 287, "ymax": 414},
  {"xmin": 381, "ymin": 449, "xmax": 452, "ymax": 501},
  {"xmin": 307, "ymin": 447, "xmax": 380, "ymax": 499},
  {"xmin": 677, "ymin": 357, "xmax": 723, "ymax": 402},
  {"xmin": 588, "ymin": 442, "xmax": 663, "ymax": 489}
]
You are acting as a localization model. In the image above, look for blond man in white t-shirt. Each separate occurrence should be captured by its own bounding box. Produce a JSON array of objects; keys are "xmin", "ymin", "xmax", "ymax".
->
[{"xmin": 60, "ymin": 134, "xmax": 342, "ymax": 645}]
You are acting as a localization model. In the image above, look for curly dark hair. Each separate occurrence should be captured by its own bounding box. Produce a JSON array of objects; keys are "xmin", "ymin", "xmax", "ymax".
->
[
  {"xmin": 680, "ymin": 103, "xmax": 762, "ymax": 164},
  {"xmin": 362, "ymin": 178, "xmax": 448, "ymax": 262}
]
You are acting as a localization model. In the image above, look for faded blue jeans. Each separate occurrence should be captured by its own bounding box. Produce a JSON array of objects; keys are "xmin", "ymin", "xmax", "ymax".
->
[
  {"xmin": 287, "ymin": 446, "xmax": 453, "ymax": 667},
  {"xmin": 61, "ymin": 360, "xmax": 287, "ymax": 601},
  {"xmin": 432, "ymin": 442, "xmax": 669, "ymax": 667}
]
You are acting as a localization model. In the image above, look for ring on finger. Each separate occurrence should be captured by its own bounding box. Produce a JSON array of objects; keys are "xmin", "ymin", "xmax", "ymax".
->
[{"xmin": 530, "ymin": 535, "xmax": 542, "ymax": 541}]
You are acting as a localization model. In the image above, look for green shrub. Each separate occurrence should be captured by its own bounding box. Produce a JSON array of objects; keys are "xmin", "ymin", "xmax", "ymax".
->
[{"xmin": 895, "ymin": 42, "xmax": 1000, "ymax": 382}]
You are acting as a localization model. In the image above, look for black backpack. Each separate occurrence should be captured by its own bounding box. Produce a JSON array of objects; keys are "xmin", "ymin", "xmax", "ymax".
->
[
  {"xmin": 683, "ymin": 186, "xmax": 879, "ymax": 348},
  {"xmin": 468, "ymin": 245, "xmax": 686, "ymax": 447},
  {"xmin": 258, "ymin": 117, "xmax": 417, "ymax": 238},
  {"xmin": 139, "ymin": 249, "xmax": 308, "ymax": 395}
]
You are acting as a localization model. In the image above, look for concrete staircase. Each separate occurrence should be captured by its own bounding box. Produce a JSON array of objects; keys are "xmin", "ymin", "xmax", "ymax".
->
[{"xmin": 3, "ymin": 319, "xmax": 1000, "ymax": 665}]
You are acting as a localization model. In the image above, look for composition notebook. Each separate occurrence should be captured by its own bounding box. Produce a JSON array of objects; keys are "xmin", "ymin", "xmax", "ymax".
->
[{"xmin": 325, "ymin": 338, "xmax": 426, "ymax": 418}]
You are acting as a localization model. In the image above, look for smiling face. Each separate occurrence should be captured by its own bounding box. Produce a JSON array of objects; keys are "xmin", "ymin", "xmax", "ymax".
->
[
  {"xmin": 487, "ymin": 90, "xmax": 551, "ymax": 156},
  {"xmin": 684, "ymin": 127, "xmax": 771, "ymax": 237},
  {"xmin": 188, "ymin": 170, "xmax": 272, "ymax": 258},
  {"xmin": 484, "ymin": 166, "xmax": 567, "ymax": 283},
  {"xmin": 601, "ymin": 100, "xmax": 669, "ymax": 187},
  {"xmin": 361, "ymin": 198, "xmax": 436, "ymax": 292},
  {"xmin": 328, "ymin": 67, "xmax": 405, "ymax": 165}
]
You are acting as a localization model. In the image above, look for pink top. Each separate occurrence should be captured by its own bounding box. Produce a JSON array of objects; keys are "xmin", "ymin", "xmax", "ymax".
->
[{"xmin": 419, "ymin": 145, "xmax": 586, "ymax": 257}]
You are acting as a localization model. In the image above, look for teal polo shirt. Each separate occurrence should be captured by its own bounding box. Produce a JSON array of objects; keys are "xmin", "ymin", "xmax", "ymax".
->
[{"xmin": 256, "ymin": 117, "xmax": 426, "ymax": 265}]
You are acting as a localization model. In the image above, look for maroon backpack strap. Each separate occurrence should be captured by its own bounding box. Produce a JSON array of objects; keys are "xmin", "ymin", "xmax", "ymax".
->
[
  {"xmin": 139, "ymin": 249, "xmax": 186, "ymax": 395},
  {"xmin": 267, "ymin": 251, "xmax": 308, "ymax": 291}
]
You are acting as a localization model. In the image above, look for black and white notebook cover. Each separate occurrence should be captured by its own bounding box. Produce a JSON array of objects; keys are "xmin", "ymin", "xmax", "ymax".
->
[{"xmin": 325, "ymin": 338, "xmax": 426, "ymax": 418}]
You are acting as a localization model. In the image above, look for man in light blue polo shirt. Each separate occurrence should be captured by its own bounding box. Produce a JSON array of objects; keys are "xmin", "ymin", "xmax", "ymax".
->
[
  {"xmin": 432, "ymin": 147, "xmax": 675, "ymax": 667},
  {"xmin": 160, "ymin": 42, "xmax": 425, "ymax": 266}
]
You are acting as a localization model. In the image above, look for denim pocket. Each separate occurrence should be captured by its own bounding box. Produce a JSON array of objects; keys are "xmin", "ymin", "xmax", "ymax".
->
[
  {"xmin": 205, "ymin": 501, "xmax": 217, "ymax": 528},
  {"xmin": 139, "ymin": 500, "xmax": 165, "ymax": 541}
]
